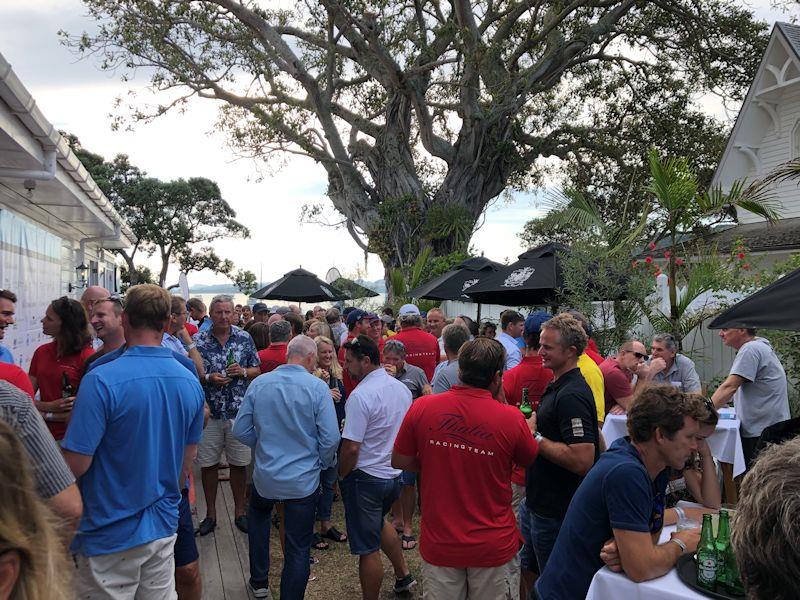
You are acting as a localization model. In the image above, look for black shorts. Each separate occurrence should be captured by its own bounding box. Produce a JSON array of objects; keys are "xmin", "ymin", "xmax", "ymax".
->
[{"xmin": 175, "ymin": 488, "xmax": 199, "ymax": 568}]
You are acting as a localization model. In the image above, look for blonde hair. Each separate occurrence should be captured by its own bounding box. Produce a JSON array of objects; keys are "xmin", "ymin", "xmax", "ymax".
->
[
  {"xmin": 0, "ymin": 419, "xmax": 72, "ymax": 600},
  {"xmin": 125, "ymin": 284, "xmax": 171, "ymax": 331},
  {"xmin": 314, "ymin": 336, "xmax": 343, "ymax": 380}
]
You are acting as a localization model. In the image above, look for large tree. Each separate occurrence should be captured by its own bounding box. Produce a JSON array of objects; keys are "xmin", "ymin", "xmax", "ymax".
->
[
  {"xmin": 65, "ymin": 0, "xmax": 767, "ymax": 293},
  {"xmin": 69, "ymin": 137, "xmax": 249, "ymax": 286}
]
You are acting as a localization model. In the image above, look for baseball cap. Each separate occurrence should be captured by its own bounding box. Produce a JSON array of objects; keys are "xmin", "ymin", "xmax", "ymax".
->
[
  {"xmin": 398, "ymin": 303, "xmax": 421, "ymax": 317},
  {"xmin": 275, "ymin": 306, "xmax": 290, "ymax": 315},
  {"xmin": 366, "ymin": 312, "xmax": 380, "ymax": 323},
  {"xmin": 346, "ymin": 308, "xmax": 369, "ymax": 326},
  {"xmin": 525, "ymin": 311, "xmax": 552, "ymax": 335},
  {"xmin": 380, "ymin": 314, "xmax": 394, "ymax": 324},
  {"xmin": 252, "ymin": 303, "xmax": 269, "ymax": 314}
]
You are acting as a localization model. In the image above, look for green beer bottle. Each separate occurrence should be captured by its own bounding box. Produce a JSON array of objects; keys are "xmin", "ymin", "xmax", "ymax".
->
[
  {"xmin": 519, "ymin": 387, "xmax": 533, "ymax": 418},
  {"xmin": 226, "ymin": 348, "xmax": 235, "ymax": 367},
  {"xmin": 715, "ymin": 510, "xmax": 731, "ymax": 588},
  {"xmin": 696, "ymin": 513, "xmax": 718, "ymax": 591}
]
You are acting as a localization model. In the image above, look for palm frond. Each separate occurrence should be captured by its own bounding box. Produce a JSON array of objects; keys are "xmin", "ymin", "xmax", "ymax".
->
[
  {"xmin": 761, "ymin": 158, "xmax": 800, "ymax": 186},
  {"xmin": 645, "ymin": 149, "xmax": 697, "ymax": 214}
]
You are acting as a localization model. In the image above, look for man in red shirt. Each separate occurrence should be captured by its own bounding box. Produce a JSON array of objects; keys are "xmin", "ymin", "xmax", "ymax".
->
[
  {"xmin": 599, "ymin": 340, "xmax": 665, "ymax": 415},
  {"xmin": 337, "ymin": 309, "xmax": 372, "ymax": 394},
  {"xmin": 366, "ymin": 313, "xmax": 386, "ymax": 354},
  {"xmin": 392, "ymin": 338, "xmax": 538, "ymax": 598},
  {"xmin": 392, "ymin": 304, "xmax": 439, "ymax": 381},
  {"xmin": 567, "ymin": 310, "xmax": 604, "ymax": 365},
  {"xmin": 258, "ymin": 320, "xmax": 291, "ymax": 373}
]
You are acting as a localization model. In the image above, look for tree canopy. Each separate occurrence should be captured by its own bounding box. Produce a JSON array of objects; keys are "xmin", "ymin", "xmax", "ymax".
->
[
  {"xmin": 68, "ymin": 135, "xmax": 250, "ymax": 286},
  {"xmin": 66, "ymin": 0, "xmax": 768, "ymax": 291}
]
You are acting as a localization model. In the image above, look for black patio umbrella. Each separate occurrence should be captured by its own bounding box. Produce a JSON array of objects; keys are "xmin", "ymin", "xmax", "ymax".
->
[
  {"xmin": 407, "ymin": 256, "xmax": 503, "ymax": 301},
  {"xmin": 251, "ymin": 267, "xmax": 347, "ymax": 303},
  {"xmin": 708, "ymin": 267, "xmax": 800, "ymax": 331},
  {"xmin": 332, "ymin": 277, "xmax": 380, "ymax": 300},
  {"xmin": 464, "ymin": 243, "xmax": 566, "ymax": 306}
]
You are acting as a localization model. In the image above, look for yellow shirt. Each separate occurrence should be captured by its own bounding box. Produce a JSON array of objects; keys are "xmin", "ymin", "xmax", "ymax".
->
[{"xmin": 577, "ymin": 353, "xmax": 605, "ymax": 423}]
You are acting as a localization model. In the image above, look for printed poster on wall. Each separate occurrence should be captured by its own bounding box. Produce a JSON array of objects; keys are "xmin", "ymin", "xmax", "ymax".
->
[{"xmin": 0, "ymin": 209, "xmax": 62, "ymax": 370}]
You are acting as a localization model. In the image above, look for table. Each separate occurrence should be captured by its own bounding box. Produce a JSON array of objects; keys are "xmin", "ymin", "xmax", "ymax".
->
[
  {"xmin": 601, "ymin": 409, "xmax": 746, "ymax": 477},
  {"xmin": 587, "ymin": 525, "xmax": 706, "ymax": 599}
]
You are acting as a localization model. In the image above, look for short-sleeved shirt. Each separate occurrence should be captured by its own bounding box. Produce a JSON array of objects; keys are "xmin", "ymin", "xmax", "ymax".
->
[
  {"xmin": 62, "ymin": 345, "xmax": 204, "ymax": 557},
  {"xmin": 195, "ymin": 326, "xmax": 259, "ymax": 420},
  {"xmin": 579, "ymin": 353, "xmax": 606, "ymax": 422},
  {"xmin": 729, "ymin": 337, "xmax": 789, "ymax": 438},
  {"xmin": 258, "ymin": 343, "xmax": 288, "ymax": 374},
  {"xmin": 650, "ymin": 354, "xmax": 702, "ymax": 393},
  {"xmin": 600, "ymin": 356, "xmax": 633, "ymax": 415},
  {"xmin": 395, "ymin": 363, "xmax": 429, "ymax": 399},
  {"xmin": 161, "ymin": 332, "xmax": 187, "ymax": 356},
  {"xmin": 0, "ymin": 344, "xmax": 14, "ymax": 364},
  {"xmin": 28, "ymin": 341, "xmax": 94, "ymax": 440},
  {"xmin": 497, "ymin": 331, "xmax": 523, "ymax": 371},
  {"xmin": 394, "ymin": 386, "xmax": 538, "ymax": 568},
  {"xmin": 431, "ymin": 359, "xmax": 461, "ymax": 394},
  {"xmin": 536, "ymin": 437, "xmax": 669, "ymax": 599},
  {"xmin": 0, "ymin": 380, "xmax": 75, "ymax": 499},
  {"xmin": 0, "ymin": 362, "xmax": 34, "ymax": 397},
  {"xmin": 392, "ymin": 327, "xmax": 440, "ymax": 381},
  {"xmin": 526, "ymin": 368, "xmax": 599, "ymax": 519},
  {"xmin": 342, "ymin": 367, "xmax": 411, "ymax": 479},
  {"xmin": 87, "ymin": 345, "xmax": 197, "ymax": 377}
]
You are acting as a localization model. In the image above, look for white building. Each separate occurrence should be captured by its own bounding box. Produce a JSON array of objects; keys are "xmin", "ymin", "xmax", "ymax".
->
[
  {"xmin": 709, "ymin": 21, "xmax": 800, "ymax": 264},
  {"xmin": 0, "ymin": 51, "xmax": 133, "ymax": 368}
]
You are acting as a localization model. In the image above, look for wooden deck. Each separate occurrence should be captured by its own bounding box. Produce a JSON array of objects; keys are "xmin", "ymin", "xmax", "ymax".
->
[{"xmin": 191, "ymin": 469, "xmax": 423, "ymax": 599}]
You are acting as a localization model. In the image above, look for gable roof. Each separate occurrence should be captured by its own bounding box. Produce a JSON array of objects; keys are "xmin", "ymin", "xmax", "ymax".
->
[{"xmin": 776, "ymin": 22, "xmax": 800, "ymax": 60}]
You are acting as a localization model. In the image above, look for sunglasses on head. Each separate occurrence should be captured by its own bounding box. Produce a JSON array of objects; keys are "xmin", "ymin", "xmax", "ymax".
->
[{"xmin": 99, "ymin": 294, "xmax": 124, "ymax": 307}]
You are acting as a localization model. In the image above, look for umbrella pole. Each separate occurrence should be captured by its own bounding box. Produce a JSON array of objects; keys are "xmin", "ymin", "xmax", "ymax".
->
[{"xmin": 477, "ymin": 303, "xmax": 482, "ymax": 323}]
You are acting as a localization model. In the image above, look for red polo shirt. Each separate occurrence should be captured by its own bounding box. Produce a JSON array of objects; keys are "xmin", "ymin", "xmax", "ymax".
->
[
  {"xmin": 394, "ymin": 386, "xmax": 538, "ymax": 568},
  {"xmin": 599, "ymin": 356, "xmax": 633, "ymax": 414},
  {"xmin": 258, "ymin": 343, "xmax": 288, "ymax": 373},
  {"xmin": 392, "ymin": 327, "xmax": 439, "ymax": 382},
  {"xmin": 502, "ymin": 354, "xmax": 553, "ymax": 487},
  {"xmin": 0, "ymin": 362, "xmax": 34, "ymax": 398}
]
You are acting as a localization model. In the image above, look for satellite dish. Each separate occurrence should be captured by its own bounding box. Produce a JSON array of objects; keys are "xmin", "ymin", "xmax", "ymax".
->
[{"xmin": 325, "ymin": 267, "xmax": 342, "ymax": 284}]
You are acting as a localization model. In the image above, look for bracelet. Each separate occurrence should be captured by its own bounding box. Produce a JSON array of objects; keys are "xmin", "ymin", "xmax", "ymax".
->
[
  {"xmin": 185, "ymin": 342, "xmax": 197, "ymax": 351},
  {"xmin": 669, "ymin": 538, "xmax": 687, "ymax": 554},
  {"xmin": 534, "ymin": 431, "xmax": 544, "ymax": 443},
  {"xmin": 44, "ymin": 412, "xmax": 54, "ymax": 421},
  {"xmin": 205, "ymin": 373, "xmax": 211, "ymax": 383}
]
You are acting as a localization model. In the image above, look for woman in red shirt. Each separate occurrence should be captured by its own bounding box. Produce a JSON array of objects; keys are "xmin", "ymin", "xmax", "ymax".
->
[{"xmin": 29, "ymin": 296, "xmax": 94, "ymax": 441}]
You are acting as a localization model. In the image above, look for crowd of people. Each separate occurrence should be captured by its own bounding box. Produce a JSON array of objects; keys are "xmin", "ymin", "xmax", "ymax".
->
[{"xmin": 0, "ymin": 284, "xmax": 796, "ymax": 600}]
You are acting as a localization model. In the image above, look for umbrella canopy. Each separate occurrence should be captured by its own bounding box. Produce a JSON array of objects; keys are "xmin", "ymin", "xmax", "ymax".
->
[
  {"xmin": 251, "ymin": 268, "xmax": 347, "ymax": 302},
  {"xmin": 332, "ymin": 277, "xmax": 380, "ymax": 299},
  {"xmin": 708, "ymin": 267, "xmax": 800, "ymax": 331},
  {"xmin": 407, "ymin": 256, "xmax": 503, "ymax": 301},
  {"xmin": 464, "ymin": 243, "xmax": 566, "ymax": 306}
]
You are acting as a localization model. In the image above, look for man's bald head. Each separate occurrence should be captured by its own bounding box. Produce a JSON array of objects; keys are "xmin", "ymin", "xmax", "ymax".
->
[{"xmin": 81, "ymin": 285, "xmax": 111, "ymax": 317}]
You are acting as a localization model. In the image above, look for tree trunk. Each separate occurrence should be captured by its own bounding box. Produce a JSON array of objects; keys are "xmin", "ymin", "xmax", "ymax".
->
[{"xmin": 115, "ymin": 249, "xmax": 139, "ymax": 286}]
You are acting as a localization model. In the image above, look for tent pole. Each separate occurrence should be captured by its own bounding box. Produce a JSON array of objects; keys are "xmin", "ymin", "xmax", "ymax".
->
[{"xmin": 477, "ymin": 303, "xmax": 482, "ymax": 322}]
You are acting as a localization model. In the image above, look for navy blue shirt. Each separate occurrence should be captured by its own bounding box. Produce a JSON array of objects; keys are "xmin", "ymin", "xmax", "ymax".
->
[
  {"xmin": 535, "ymin": 437, "xmax": 669, "ymax": 600},
  {"xmin": 63, "ymin": 346, "xmax": 204, "ymax": 556}
]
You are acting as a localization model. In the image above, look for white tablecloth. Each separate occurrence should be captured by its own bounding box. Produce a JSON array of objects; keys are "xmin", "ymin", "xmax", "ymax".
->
[
  {"xmin": 601, "ymin": 409, "xmax": 746, "ymax": 477},
  {"xmin": 586, "ymin": 525, "xmax": 706, "ymax": 599}
]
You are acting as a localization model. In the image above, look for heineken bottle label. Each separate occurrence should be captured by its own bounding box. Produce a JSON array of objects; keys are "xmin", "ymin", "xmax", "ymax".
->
[{"xmin": 698, "ymin": 557, "xmax": 717, "ymax": 583}]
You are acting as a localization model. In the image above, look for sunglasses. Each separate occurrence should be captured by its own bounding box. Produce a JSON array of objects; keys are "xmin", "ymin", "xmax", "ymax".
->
[
  {"xmin": 99, "ymin": 294, "xmax": 125, "ymax": 307},
  {"xmin": 631, "ymin": 351, "xmax": 648, "ymax": 360}
]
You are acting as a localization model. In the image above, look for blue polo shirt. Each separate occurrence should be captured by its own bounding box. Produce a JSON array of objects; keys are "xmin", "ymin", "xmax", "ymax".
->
[
  {"xmin": 535, "ymin": 437, "xmax": 669, "ymax": 599},
  {"xmin": 87, "ymin": 344, "xmax": 197, "ymax": 376},
  {"xmin": 0, "ymin": 345, "xmax": 13, "ymax": 364},
  {"xmin": 63, "ymin": 345, "xmax": 204, "ymax": 557}
]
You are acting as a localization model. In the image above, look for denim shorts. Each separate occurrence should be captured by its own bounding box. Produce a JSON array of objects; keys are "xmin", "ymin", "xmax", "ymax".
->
[
  {"xmin": 174, "ymin": 489, "xmax": 199, "ymax": 567},
  {"xmin": 399, "ymin": 470, "xmax": 417, "ymax": 486},
  {"xmin": 340, "ymin": 469, "xmax": 400, "ymax": 555}
]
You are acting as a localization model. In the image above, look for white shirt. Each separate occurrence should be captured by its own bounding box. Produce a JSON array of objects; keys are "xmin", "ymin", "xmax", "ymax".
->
[
  {"xmin": 342, "ymin": 367, "xmax": 412, "ymax": 479},
  {"xmin": 161, "ymin": 332, "xmax": 188, "ymax": 356},
  {"xmin": 497, "ymin": 331, "xmax": 522, "ymax": 370}
]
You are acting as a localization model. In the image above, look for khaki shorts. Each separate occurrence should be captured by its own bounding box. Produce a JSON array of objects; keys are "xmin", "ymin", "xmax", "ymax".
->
[
  {"xmin": 197, "ymin": 418, "xmax": 251, "ymax": 468},
  {"xmin": 74, "ymin": 534, "xmax": 177, "ymax": 600},
  {"xmin": 422, "ymin": 557, "xmax": 515, "ymax": 600}
]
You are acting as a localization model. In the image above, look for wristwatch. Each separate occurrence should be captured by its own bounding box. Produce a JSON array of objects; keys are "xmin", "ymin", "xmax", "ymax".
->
[
  {"xmin": 669, "ymin": 538, "xmax": 687, "ymax": 554},
  {"xmin": 185, "ymin": 342, "xmax": 197, "ymax": 351},
  {"xmin": 534, "ymin": 431, "xmax": 544, "ymax": 443}
]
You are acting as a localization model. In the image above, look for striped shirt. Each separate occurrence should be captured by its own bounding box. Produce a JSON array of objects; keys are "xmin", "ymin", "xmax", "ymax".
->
[{"xmin": 0, "ymin": 380, "xmax": 75, "ymax": 499}]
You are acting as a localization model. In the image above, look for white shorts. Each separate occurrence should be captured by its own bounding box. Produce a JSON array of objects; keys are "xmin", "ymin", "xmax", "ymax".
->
[
  {"xmin": 74, "ymin": 534, "xmax": 177, "ymax": 600},
  {"xmin": 197, "ymin": 418, "xmax": 251, "ymax": 468},
  {"xmin": 422, "ymin": 558, "xmax": 515, "ymax": 600}
]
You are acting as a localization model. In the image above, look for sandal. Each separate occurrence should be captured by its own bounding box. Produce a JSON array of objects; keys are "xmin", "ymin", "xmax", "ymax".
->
[
  {"xmin": 312, "ymin": 533, "xmax": 330, "ymax": 550},
  {"xmin": 321, "ymin": 526, "xmax": 347, "ymax": 543},
  {"xmin": 401, "ymin": 535, "xmax": 417, "ymax": 550}
]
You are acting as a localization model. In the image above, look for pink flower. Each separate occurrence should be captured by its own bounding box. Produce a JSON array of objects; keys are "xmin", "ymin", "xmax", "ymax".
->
[
  {"xmin": 742, "ymin": 263, "xmax": 750, "ymax": 270},
  {"xmin": 675, "ymin": 258, "xmax": 684, "ymax": 266},
  {"xmin": 648, "ymin": 241, "xmax": 656, "ymax": 250},
  {"xmin": 737, "ymin": 252, "xmax": 745, "ymax": 260},
  {"xmin": 645, "ymin": 257, "xmax": 653, "ymax": 264},
  {"xmin": 664, "ymin": 251, "xmax": 671, "ymax": 259}
]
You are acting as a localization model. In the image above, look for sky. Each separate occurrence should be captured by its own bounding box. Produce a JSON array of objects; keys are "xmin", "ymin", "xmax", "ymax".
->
[{"xmin": 0, "ymin": 0, "xmax": 793, "ymax": 287}]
